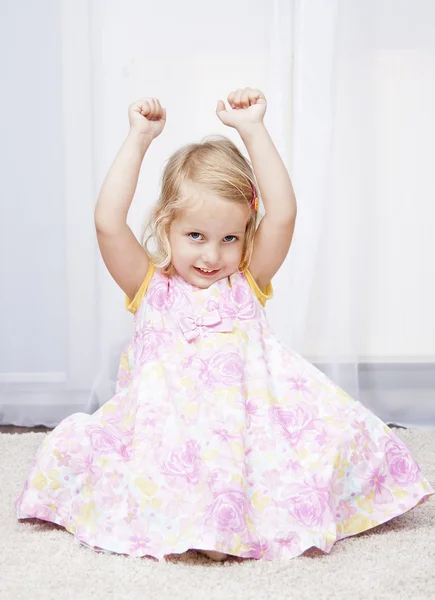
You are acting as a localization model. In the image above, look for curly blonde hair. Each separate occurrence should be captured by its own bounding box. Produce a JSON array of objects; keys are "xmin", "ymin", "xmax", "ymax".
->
[{"xmin": 140, "ymin": 135, "xmax": 262, "ymax": 276}]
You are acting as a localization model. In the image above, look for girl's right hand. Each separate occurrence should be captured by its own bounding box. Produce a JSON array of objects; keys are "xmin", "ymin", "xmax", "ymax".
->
[{"xmin": 128, "ymin": 97, "xmax": 166, "ymax": 139}]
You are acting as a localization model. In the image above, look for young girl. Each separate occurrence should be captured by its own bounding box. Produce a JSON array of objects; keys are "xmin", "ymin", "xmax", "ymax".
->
[{"xmin": 16, "ymin": 88, "xmax": 434, "ymax": 563}]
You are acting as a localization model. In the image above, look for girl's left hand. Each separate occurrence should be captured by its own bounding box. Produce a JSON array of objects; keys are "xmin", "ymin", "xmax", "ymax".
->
[{"xmin": 216, "ymin": 88, "xmax": 267, "ymax": 130}]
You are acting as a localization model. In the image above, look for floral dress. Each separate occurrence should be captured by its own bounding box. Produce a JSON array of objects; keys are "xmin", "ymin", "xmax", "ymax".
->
[{"xmin": 15, "ymin": 263, "xmax": 434, "ymax": 561}]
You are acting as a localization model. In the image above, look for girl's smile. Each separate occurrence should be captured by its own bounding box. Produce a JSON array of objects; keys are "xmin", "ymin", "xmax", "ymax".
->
[{"xmin": 193, "ymin": 266, "xmax": 221, "ymax": 276}]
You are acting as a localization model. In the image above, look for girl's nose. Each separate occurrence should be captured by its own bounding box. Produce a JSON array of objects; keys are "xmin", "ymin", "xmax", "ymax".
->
[{"xmin": 202, "ymin": 246, "xmax": 219, "ymax": 266}]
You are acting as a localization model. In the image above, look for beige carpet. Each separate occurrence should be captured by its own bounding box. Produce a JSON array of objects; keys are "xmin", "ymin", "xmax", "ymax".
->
[{"xmin": 1, "ymin": 428, "xmax": 434, "ymax": 600}]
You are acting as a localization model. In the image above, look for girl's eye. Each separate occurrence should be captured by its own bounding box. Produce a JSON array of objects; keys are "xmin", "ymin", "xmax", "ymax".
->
[{"xmin": 188, "ymin": 232, "xmax": 238, "ymax": 242}]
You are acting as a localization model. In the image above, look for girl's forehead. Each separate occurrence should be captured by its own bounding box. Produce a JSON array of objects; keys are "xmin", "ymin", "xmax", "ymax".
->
[
  {"xmin": 180, "ymin": 195, "xmax": 249, "ymax": 222},
  {"xmin": 176, "ymin": 202, "xmax": 248, "ymax": 234}
]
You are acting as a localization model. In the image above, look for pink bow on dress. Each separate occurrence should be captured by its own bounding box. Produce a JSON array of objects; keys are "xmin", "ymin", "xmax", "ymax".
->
[{"xmin": 177, "ymin": 309, "xmax": 234, "ymax": 342}]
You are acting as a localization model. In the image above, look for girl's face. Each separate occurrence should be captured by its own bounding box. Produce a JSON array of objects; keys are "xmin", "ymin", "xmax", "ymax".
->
[{"xmin": 168, "ymin": 194, "xmax": 250, "ymax": 288}]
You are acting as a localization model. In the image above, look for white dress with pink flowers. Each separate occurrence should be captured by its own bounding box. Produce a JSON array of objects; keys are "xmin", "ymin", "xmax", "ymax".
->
[{"xmin": 15, "ymin": 263, "xmax": 434, "ymax": 561}]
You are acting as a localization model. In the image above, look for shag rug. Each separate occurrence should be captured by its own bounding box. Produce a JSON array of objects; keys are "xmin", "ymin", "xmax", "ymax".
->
[{"xmin": 1, "ymin": 428, "xmax": 434, "ymax": 600}]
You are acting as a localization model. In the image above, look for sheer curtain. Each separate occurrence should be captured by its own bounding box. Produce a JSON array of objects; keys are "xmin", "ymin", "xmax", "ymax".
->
[{"xmin": 1, "ymin": 0, "xmax": 434, "ymax": 428}]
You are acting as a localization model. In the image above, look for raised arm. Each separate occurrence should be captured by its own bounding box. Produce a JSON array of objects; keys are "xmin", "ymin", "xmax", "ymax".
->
[
  {"xmin": 94, "ymin": 98, "xmax": 166, "ymax": 300},
  {"xmin": 216, "ymin": 88, "xmax": 297, "ymax": 291},
  {"xmin": 238, "ymin": 122, "xmax": 297, "ymax": 290}
]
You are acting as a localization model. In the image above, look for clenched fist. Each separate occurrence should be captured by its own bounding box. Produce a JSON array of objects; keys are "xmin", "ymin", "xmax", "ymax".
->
[
  {"xmin": 128, "ymin": 97, "xmax": 166, "ymax": 139},
  {"xmin": 216, "ymin": 88, "xmax": 267, "ymax": 131}
]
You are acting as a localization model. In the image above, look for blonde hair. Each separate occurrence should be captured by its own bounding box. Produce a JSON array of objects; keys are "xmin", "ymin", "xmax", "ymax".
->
[{"xmin": 140, "ymin": 135, "xmax": 262, "ymax": 276}]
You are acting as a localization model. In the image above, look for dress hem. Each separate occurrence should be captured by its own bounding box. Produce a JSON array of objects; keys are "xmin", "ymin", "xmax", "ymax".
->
[{"xmin": 15, "ymin": 488, "xmax": 434, "ymax": 562}]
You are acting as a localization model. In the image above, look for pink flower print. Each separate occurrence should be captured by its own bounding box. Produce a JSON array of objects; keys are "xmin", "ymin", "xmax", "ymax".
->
[
  {"xmin": 86, "ymin": 424, "xmax": 120, "ymax": 454},
  {"xmin": 313, "ymin": 425, "xmax": 330, "ymax": 448},
  {"xmin": 90, "ymin": 421, "xmax": 136, "ymax": 461},
  {"xmin": 69, "ymin": 451, "xmax": 103, "ymax": 485},
  {"xmin": 282, "ymin": 374, "xmax": 317, "ymax": 403},
  {"xmin": 219, "ymin": 285, "xmax": 257, "ymax": 320},
  {"xmin": 36, "ymin": 487, "xmax": 72, "ymax": 521},
  {"xmin": 213, "ymin": 428, "xmax": 239, "ymax": 443},
  {"xmin": 233, "ymin": 283, "xmax": 258, "ymax": 318},
  {"xmin": 329, "ymin": 466, "xmax": 345, "ymax": 496},
  {"xmin": 167, "ymin": 279, "xmax": 189, "ymax": 312},
  {"xmin": 56, "ymin": 436, "xmax": 83, "ymax": 455},
  {"xmin": 284, "ymin": 458, "xmax": 305, "ymax": 477},
  {"xmin": 161, "ymin": 439, "xmax": 202, "ymax": 484},
  {"xmin": 146, "ymin": 276, "xmax": 169, "ymax": 311},
  {"xmin": 199, "ymin": 351, "xmax": 244, "ymax": 388},
  {"xmin": 245, "ymin": 399, "xmax": 259, "ymax": 429},
  {"xmin": 57, "ymin": 421, "xmax": 79, "ymax": 441},
  {"xmin": 350, "ymin": 451, "xmax": 360, "ymax": 465},
  {"xmin": 247, "ymin": 540, "xmax": 270, "ymax": 559},
  {"xmin": 118, "ymin": 443, "xmax": 136, "ymax": 462},
  {"xmin": 206, "ymin": 300, "xmax": 219, "ymax": 311},
  {"xmin": 287, "ymin": 485, "xmax": 330, "ymax": 528},
  {"xmin": 53, "ymin": 449, "xmax": 71, "ymax": 468},
  {"xmin": 102, "ymin": 402, "xmax": 127, "ymax": 427},
  {"xmin": 351, "ymin": 420, "xmax": 377, "ymax": 460},
  {"xmin": 150, "ymin": 272, "xmax": 189, "ymax": 310},
  {"xmin": 269, "ymin": 404, "xmax": 312, "ymax": 445},
  {"xmin": 335, "ymin": 498, "xmax": 357, "ymax": 522},
  {"xmin": 140, "ymin": 415, "xmax": 159, "ymax": 428},
  {"xmin": 276, "ymin": 531, "xmax": 301, "ymax": 554},
  {"xmin": 117, "ymin": 365, "xmax": 131, "ymax": 389},
  {"xmin": 125, "ymin": 494, "xmax": 140, "ymax": 524},
  {"xmin": 207, "ymin": 469, "xmax": 220, "ymax": 488},
  {"xmin": 129, "ymin": 533, "xmax": 153, "ymax": 554},
  {"xmin": 135, "ymin": 329, "xmax": 167, "ymax": 365},
  {"xmin": 100, "ymin": 487, "xmax": 123, "ymax": 509},
  {"xmin": 182, "ymin": 353, "xmax": 195, "ymax": 370},
  {"xmin": 107, "ymin": 469, "xmax": 124, "ymax": 488},
  {"xmin": 288, "ymin": 376, "xmax": 310, "ymax": 392},
  {"xmin": 204, "ymin": 490, "xmax": 249, "ymax": 534},
  {"xmin": 384, "ymin": 439, "xmax": 421, "ymax": 485},
  {"xmin": 355, "ymin": 464, "xmax": 393, "ymax": 504},
  {"xmin": 351, "ymin": 419, "xmax": 370, "ymax": 437}
]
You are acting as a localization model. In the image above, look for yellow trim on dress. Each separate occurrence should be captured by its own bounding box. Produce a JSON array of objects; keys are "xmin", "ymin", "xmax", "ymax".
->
[
  {"xmin": 243, "ymin": 269, "xmax": 273, "ymax": 307},
  {"xmin": 125, "ymin": 263, "xmax": 273, "ymax": 314},
  {"xmin": 125, "ymin": 262, "xmax": 156, "ymax": 314}
]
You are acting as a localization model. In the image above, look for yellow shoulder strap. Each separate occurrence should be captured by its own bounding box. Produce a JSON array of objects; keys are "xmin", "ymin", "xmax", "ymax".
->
[
  {"xmin": 243, "ymin": 269, "xmax": 273, "ymax": 307},
  {"xmin": 125, "ymin": 262, "xmax": 156, "ymax": 314}
]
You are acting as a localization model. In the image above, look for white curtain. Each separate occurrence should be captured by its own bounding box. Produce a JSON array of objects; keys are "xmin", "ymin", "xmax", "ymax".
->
[{"xmin": 1, "ymin": 0, "xmax": 434, "ymax": 428}]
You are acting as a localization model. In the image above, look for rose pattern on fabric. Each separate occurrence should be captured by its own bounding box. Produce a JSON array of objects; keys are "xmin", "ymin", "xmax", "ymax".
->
[{"xmin": 15, "ymin": 268, "xmax": 434, "ymax": 562}]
